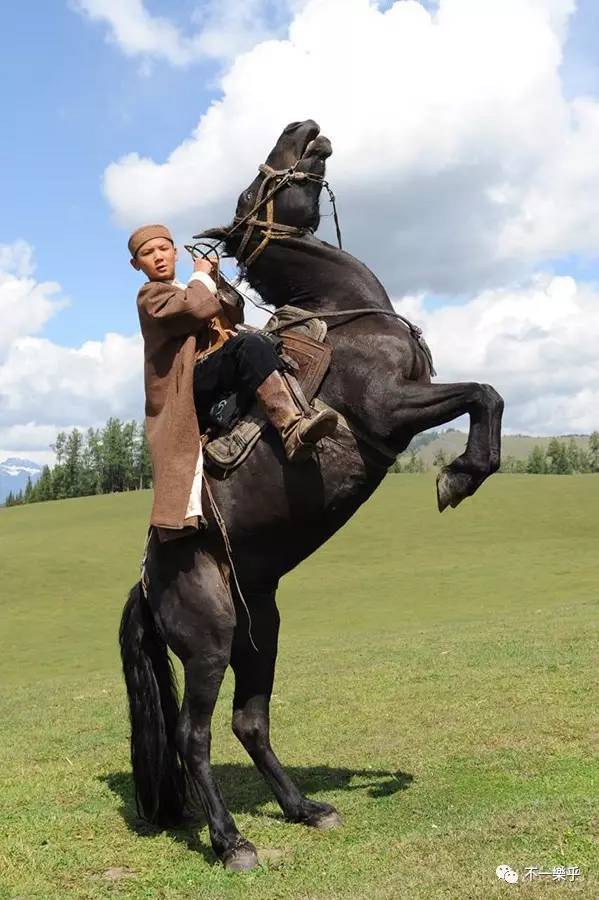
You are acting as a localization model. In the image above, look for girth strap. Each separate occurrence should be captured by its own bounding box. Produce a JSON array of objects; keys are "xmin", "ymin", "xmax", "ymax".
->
[{"xmin": 268, "ymin": 306, "xmax": 437, "ymax": 377}]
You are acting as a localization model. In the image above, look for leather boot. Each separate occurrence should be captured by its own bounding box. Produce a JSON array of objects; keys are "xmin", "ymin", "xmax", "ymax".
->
[{"xmin": 256, "ymin": 370, "xmax": 338, "ymax": 462}]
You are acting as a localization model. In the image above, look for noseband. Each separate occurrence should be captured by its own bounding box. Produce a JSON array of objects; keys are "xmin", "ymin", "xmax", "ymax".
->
[{"xmin": 194, "ymin": 160, "xmax": 342, "ymax": 267}]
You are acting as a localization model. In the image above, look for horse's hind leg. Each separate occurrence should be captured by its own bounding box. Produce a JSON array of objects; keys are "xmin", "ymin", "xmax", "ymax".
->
[
  {"xmin": 230, "ymin": 589, "xmax": 341, "ymax": 830},
  {"xmin": 159, "ymin": 547, "xmax": 259, "ymax": 871}
]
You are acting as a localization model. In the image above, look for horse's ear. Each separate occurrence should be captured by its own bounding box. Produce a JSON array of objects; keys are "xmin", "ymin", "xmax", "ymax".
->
[{"xmin": 193, "ymin": 225, "xmax": 230, "ymax": 240}]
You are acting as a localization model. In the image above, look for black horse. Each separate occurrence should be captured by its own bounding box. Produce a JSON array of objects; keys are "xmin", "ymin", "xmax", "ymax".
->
[{"xmin": 120, "ymin": 120, "xmax": 503, "ymax": 871}]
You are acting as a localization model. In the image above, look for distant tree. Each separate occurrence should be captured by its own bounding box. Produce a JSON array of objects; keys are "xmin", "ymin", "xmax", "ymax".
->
[
  {"xmin": 80, "ymin": 427, "xmax": 102, "ymax": 495},
  {"xmin": 500, "ymin": 455, "xmax": 526, "ymax": 474},
  {"xmin": 579, "ymin": 451, "xmax": 591, "ymax": 473},
  {"xmin": 100, "ymin": 417, "xmax": 126, "ymax": 493},
  {"xmin": 403, "ymin": 450, "xmax": 426, "ymax": 473},
  {"xmin": 135, "ymin": 423, "xmax": 153, "ymax": 489},
  {"xmin": 5, "ymin": 490, "xmax": 15, "ymax": 507},
  {"xmin": 64, "ymin": 428, "xmax": 84, "ymax": 497},
  {"xmin": 566, "ymin": 438, "xmax": 582, "ymax": 473},
  {"xmin": 51, "ymin": 463, "xmax": 68, "ymax": 500},
  {"xmin": 23, "ymin": 476, "xmax": 34, "ymax": 503},
  {"xmin": 547, "ymin": 438, "xmax": 573, "ymax": 475},
  {"xmin": 589, "ymin": 431, "xmax": 599, "ymax": 473},
  {"xmin": 432, "ymin": 448, "xmax": 447, "ymax": 468},
  {"xmin": 526, "ymin": 445, "xmax": 547, "ymax": 475},
  {"xmin": 35, "ymin": 466, "xmax": 53, "ymax": 502},
  {"xmin": 51, "ymin": 431, "xmax": 67, "ymax": 466},
  {"xmin": 121, "ymin": 420, "xmax": 138, "ymax": 490},
  {"xmin": 557, "ymin": 443, "xmax": 573, "ymax": 474}
]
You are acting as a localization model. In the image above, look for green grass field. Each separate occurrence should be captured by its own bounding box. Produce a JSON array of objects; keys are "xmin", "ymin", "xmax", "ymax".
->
[{"xmin": 1, "ymin": 475, "xmax": 597, "ymax": 899}]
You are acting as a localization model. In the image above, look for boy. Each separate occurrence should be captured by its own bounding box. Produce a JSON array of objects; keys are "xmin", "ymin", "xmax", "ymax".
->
[{"xmin": 130, "ymin": 224, "xmax": 337, "ymax": 540}]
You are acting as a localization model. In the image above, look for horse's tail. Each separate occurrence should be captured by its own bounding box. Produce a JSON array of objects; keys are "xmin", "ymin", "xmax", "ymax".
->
[{"xmin": 119, "ymin": 582, "xmax": 186, "ymax": 826}]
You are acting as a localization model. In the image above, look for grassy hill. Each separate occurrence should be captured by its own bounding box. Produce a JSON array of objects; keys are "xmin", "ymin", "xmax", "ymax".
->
[
  {"xmin": 402, "ymin": 430, "xmax": 594, "ymax": 466},
  {"xmin": 1, "ymin": 477, "xmax": 597, "ymax": 898}
]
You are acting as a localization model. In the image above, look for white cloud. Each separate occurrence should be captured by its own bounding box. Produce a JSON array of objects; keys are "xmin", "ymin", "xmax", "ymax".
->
[
  {"xmin": 0, "ymin": 332, "xmax": 143, "ymax": 430},
  {"xmin": 394, "ymin": 273, "xmax": 599, "ymax": 434},
  {"xmin": 71, "ymin": 0, "xmax": 198, "ymax": 67},
  {"xmin": 192, "ymin": 0, "xmax": 305, "ymax": 62},
  {"xmin": 0, "ymin": 425, "xmax": 77, "ymax": 466},
  {"xmin": 0, "ymin": 240, "xmax": 34, "ymax": 278},
  {"xmin": 72, "ymin": 0, "xmax": 302, "ymax": 66},
  {"xmin": 0, "ymin": 242, "xmax": 69, "ymax": 359},
  {"xmin": 0, "ymin": 242, "xmax": 143, "ymax": 461},
  {"xmin": 102, "ymin": 0, "xmax": 599, "ymax": 296}
]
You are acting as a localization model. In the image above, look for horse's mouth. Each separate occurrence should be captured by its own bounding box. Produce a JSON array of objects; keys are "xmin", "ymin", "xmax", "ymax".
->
[
  {"xmin": 302, "ymin": 134, "xmax": 333, "ymax": 161},
  {"xmin": 281, "ymin": 120, "xmax": 332, "ymax": 163}
]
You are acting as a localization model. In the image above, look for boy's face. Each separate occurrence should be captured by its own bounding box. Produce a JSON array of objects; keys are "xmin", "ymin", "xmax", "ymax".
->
[{"xmin": 131, "ymin": 237, "xmax": 177, "ymax": 282}]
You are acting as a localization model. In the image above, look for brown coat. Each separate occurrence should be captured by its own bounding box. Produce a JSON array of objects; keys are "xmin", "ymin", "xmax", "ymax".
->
[{"xmin": 137, "ymin": 277, "xmax": 240, "ymax": 539}]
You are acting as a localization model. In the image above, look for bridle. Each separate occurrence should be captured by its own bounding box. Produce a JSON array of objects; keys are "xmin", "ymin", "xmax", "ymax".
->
[
  {"xmin": 193, "ymin": 159, "xmax": 343, "ymax": 267},
  {"xmin": 187, "ymin": 156, "xmax": 435, "ymax": 376}
]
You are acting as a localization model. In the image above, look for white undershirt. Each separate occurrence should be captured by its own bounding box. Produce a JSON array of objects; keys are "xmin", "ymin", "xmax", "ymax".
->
[
  {"xmin": 174, "ymin": 271, "xmax": 216, "ymax": 521},
  {"xmin": 172, "ymin": 271, "xmax": 217, "ymax": 293}
]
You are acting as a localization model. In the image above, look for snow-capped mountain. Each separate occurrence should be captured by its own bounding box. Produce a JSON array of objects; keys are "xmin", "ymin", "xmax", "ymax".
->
[{"xmin": 0, "ymin": 458, "xmax": 43, "ymax": 504}]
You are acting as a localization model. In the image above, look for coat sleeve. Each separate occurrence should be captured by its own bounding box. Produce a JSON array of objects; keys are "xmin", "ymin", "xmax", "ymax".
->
[{"xmin": 138, "ymin": 280, "xmax": 223, "ymax": 337}]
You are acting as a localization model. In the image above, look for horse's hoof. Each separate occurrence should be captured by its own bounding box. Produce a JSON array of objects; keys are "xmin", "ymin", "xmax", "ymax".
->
[
  {"xmin": 436, "ymin": 468, "xmax": 474, "ymax": 512},
  {"xmin": 312, "ymin": 809, "xmax": 343, "ymax": 830},
  {"xmin": 293, "ymin": 802, "xmax": 343, "ymax": 830},
  {"xmin": 222, "ymin": 841, "xmax": 259, "ymax": 872}
]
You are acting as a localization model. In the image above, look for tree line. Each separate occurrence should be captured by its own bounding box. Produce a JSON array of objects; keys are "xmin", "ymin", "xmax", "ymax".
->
[
  {"xmin": 390, "ymin": 433, "xmax": 599, "ymax": 475},
  {"xmin": 4, "ymin": 418, "xmax": 152, "ymax": 507},
  {"xmin": 499, "ymin": 434, "xmax": 599, "ymax": 474}
]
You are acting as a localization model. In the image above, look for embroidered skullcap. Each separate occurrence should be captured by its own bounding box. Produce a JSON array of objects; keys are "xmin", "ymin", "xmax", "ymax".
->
[{"xmin": 128, "ymin": 224, "xmax": 174, "ymax": 258}]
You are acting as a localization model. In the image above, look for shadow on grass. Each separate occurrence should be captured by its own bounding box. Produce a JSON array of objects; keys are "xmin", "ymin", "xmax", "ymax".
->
[{"xmin": 101, "ymin": 763, "xmax": 413, "ymax": 862}]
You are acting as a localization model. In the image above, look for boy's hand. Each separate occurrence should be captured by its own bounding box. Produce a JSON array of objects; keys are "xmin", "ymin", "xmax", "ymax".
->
[{"xmin": 193, "ymin": 256, "xmax": 218, "ymax": 276}]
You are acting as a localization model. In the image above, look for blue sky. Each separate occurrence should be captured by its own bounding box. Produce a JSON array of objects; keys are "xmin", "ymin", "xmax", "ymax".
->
[
  {"xmin": 1, "ymin": 1, "xmax": 223, "ymax": 344},
  {"xmin": 2, "ymin": 0, "xmax": 599, "ymax": 461}
]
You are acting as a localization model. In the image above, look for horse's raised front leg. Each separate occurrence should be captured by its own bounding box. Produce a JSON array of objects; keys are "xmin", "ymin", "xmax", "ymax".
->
[
  {"xmin": 230, "ymin": 589, "xmax": 342, "ymax": 830},
  {"xmin": 160, "ymin": 546, "xmax": 259, "ymax": 872},
  {"xmin": 391, "ymin": 380, "xmax": 504, "ymax": 510}
]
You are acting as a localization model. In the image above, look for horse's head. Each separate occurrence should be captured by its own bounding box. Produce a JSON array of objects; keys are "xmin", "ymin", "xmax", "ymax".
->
[
  {"xmin": 235, "ymin": 120, "xmax": 332, "ymax": 230},
  {"xmin": 197, "ymin": 120, "xmax": 332, "ymax": 262}
]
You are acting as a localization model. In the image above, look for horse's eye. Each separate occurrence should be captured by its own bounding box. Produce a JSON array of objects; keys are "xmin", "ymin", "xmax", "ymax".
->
[{"xmin": 245, "ymin": 191, "xmax": 253, "ymax": 201}]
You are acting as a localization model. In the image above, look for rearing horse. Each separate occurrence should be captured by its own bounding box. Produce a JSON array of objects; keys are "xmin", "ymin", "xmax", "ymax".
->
[{"xmin": 120, "ymin": 120, "xmax": 503, "ymax": 871}]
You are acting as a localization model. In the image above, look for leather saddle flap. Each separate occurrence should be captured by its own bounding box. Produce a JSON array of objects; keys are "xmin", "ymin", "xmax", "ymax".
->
[{"xmin": 279, "ymin": 331, "xmax": 331, "ymax": 403}]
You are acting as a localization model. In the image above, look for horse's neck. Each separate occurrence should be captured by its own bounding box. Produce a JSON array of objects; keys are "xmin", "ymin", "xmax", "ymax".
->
[
  {"xmin": 247, "ymin": 236, "xmax": 401, "ymax": 451},
  {"xmin": 247, "ymin": 238, "xmax": 392, "ymax": 311}
]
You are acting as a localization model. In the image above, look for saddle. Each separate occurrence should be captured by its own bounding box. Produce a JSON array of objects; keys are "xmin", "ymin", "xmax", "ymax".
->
[{"xmin": 203, "ymin": 306, "xmax": 332, "ymax": 474}]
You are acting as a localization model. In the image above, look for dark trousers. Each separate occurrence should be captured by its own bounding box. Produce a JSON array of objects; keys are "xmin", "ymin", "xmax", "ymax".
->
[{"xmin": 193, "ymin": 332, "xmax": 283, "ymax": 429}]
